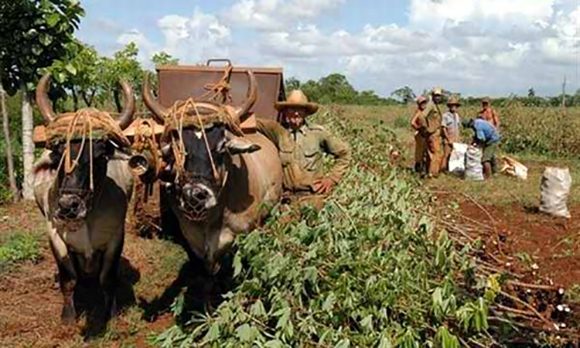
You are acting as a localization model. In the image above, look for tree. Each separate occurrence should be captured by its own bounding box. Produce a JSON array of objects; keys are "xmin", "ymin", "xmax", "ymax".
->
[
  {"xmin": 151, "ymin": 51, "xmax": 179, "ymax": 66},
  {"xmin": 0, "ymin": 0, "xmax": 84, "ymax": 199},
  {"xmin": 285, "ymin": 77, "xmax": 301, "ymax": 91},
  {"xmin": 48, "ymin": 40, "xmax": 100, "ymax": 109},
  {"xmin": 391, "ymin": 86, "xmax": 416, "ymax": 104},
  {"xmin": 100, "ymin": 43, "xmax": 143, "ymax": 112},
  {"xmin": 527, "ymin": 87, "xmax": 535, "ymax": 98},
  {"xmin": 0, "ymin": 85, "xmax": 18, "ymax": 201}
]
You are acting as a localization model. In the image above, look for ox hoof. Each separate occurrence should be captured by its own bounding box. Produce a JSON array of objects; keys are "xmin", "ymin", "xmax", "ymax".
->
[{"xmin": 61, "ymin": 305, "xmax": 76, "ymax": 325}]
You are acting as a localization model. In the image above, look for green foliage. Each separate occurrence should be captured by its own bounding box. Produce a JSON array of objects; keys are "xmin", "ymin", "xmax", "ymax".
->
[
  {"xmin": 99, "ymin": 43, "xmax": 144, "ymax": 112},
  {"xmin": 152, "ymin": 51, "xmax": 179, "ymax": 66},
  {"xmin": 0, "ymin": 231, "xmax": 41, "ymax": 271},
  {"xmin": 0, "ymin": 0, "xmax": 85, "ymax": 95},
  {"xmin": 498, "ymin": 103, "xmax": 580, "ymax": 156},
  {"xmin": 391, "ymin": 86, "xmax": 416, "ymax": 104},
  {"xmin": 47, "ymin": 39, "xmax": 100, "ymax": 109},
  {"xmin": 154, "ymin": 109, "xmax": 497, "ymax": 347}
]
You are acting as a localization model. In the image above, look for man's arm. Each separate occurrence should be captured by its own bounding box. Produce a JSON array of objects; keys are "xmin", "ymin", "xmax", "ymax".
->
[
  {"xmin": 255, "ymin": 119, "xmax": 287, "ymax": 150},
  {"xmin": 410, "ymin": 110, "xmax": 422, "ymax": 130},
  {"xmin": 321, "ymin": 130, "xmax": 351, "ymax": 184}
]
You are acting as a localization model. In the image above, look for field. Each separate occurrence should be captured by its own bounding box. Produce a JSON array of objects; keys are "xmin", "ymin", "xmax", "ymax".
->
[{"xmin": 0, "ymin": 104, "xmax": 579, "ymax": 347}]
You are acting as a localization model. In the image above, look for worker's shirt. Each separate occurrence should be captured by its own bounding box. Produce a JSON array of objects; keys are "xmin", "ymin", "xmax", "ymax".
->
[
  {"xmin": 421, "ymin": 102, "xmax": 444, "ymax": 135},
  {"xmin": 479, "ymin": 107, "xmax": 500, "ymax": 128},
  {"xmin": 283, "ymin": 124, "xmax": 351, "ymax": 187},
  {"xmin": 442, "ymin": 111, "xmax": 461, "ymax": 142},
  {"xmin": 473, "ymin": 119, "xmax": 500, "ymax": 145},
  {"xmin": 256, "ymin": 119, "xmax": 351, "ymax": 191}
]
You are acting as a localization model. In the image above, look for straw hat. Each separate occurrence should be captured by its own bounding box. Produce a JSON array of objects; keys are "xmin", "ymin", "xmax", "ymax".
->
[
  {"xmin": 447, "ymin": 96, "xmax": 461, "ymax": 106},
  {"xmin": 482, "ymin": 97, "xmax": 491, "ymax": 104},
  {"xmin": 431, "ymin": 87, "xmax": 443, "ymax": 95},
  {"xmin": 274, "ymin": 90, "xmax": 319, "ymax": 115}
]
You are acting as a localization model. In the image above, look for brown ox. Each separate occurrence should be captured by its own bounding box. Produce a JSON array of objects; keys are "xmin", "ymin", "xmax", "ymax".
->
[
  {"xmin": 143, "ymin": 70, "xmax": 282, "ymax": 273},
  {"xmin": 33, "ymin": 74, "xmax": 135, "ymax": 324}
]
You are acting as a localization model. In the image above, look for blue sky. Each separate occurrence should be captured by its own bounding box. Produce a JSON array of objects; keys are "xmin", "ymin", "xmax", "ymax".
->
[{"xmin": 77, "ymin": 0, "xmax": 579, "ymax": 97}]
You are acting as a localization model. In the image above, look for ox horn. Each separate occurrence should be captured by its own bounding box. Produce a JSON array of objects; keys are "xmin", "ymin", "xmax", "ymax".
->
[
  {"xmin": 233, "ymin": 70, "xmax": 257, "ymax": 122},
  {"xmin": 143, "ymin": 73, "xmax": 169, "ymax": 124},
  {"xmin": 36, "ymin": 73, "xmax": 57, "ymax": 124},
  {"xmin": 117, "ymin": 79, "xmax": 136, "ymax": 130}
]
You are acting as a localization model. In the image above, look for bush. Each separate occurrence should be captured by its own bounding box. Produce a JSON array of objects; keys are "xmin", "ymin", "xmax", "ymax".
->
[
  {"xmin": 153, "ymin": 109, "xmax": 500, "ymax": 347},
  {"xmin": 0, "ymin": 231, "xmax": 41, "ymax": 271}
]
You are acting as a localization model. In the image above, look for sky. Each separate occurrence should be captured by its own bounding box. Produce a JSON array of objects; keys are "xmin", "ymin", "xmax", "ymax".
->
[{"xmin": 77, "ymin": 0, "xmax": 580, "ymax": 97}]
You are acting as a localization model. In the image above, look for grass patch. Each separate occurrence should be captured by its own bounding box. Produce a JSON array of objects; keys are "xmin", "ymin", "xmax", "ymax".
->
[{"xmin": 0, "ymin": 231, "xmax": 42, "ymax": 271}]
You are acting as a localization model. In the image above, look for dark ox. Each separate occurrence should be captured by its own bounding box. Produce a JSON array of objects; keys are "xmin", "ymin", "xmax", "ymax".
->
[
  {"xmin": 33, "ymin": 73, "xmax": 135, "ymax": 324},
  {"xmin": 143, "ymin": 71, "xmax": 283, "ymax": 273}
]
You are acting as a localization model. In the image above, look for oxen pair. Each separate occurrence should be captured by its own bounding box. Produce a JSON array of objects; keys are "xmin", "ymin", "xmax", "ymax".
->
[{"xmin": 33, "ymin": 71, "xmax": 282, "ymax": 326}]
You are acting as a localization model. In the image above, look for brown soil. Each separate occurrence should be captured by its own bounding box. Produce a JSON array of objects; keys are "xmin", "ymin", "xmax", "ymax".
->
[
  {"xmin": 0, "ymin": 196, "xmax": 179, "ymax": 347},
  {"xmin": 455, "ymin": 199, "xmax": 580, "ymax": 289}
]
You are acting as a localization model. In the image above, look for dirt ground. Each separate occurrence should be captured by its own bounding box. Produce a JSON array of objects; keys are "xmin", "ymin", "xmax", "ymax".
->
[
  {"xmin": 1, "ymin": 181, "xmax": 579, "ymax": 346},
  {"xmin": 0, "ymin": 198, "xmax": 183, "ymax": 348},
  {"xmin": 456, "ymin": 198, "xmax": 580, "ymax": 289}
]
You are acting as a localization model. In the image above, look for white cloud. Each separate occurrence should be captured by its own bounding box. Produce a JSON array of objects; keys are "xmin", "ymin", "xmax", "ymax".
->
[
  {"xmin": 157, "ymin": 8, "xmax": 231, "ymax": 62},
  {"xmin": 223, "ymin": 0, "xmax": 345, "ymax": 31},
  {"xmin": 107, "ymin": 0, "xmax": 580, "ymax": 96}
]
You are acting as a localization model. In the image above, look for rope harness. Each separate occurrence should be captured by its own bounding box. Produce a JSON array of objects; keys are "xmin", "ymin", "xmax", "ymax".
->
[
  {"xmin": 45, "ymin": 108, "xmax": 130, "ymax": 195},
  {"xmin": 160, "ymin": 100, "xmax": 241, "ymax": 221},
  {"xmin": 198, "ymin": 64, "xmax": 234, "ymax": 104}
]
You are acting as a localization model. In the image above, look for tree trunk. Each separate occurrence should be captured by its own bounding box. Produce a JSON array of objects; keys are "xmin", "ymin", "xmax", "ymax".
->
[
  {"xmin": 21, "ymin": 87, "xmax": 35, "ymax": 200},
  {"xmin": 0, "ymin": 83, "xmax": 19, "ymax": 201},
  {"xmin": 71, "ymin": 87, "xmax": 79, "ymax": 110}
]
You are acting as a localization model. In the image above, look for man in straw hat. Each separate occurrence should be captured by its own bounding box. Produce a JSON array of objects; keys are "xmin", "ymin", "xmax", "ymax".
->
[
  {"xmin": 410, "ymin": 95, "xmax": 429, "ymax": 173},
  {"xmin": 257, "ymin": 90, "xmax": 350, "ymax": 198},
  {"xmin": 441, "ymin": 95, "xmax": 462, "ymax": 171},
  {"xmin": 418, "ymin": 87, "xmax": 445, "ymax": 177}
]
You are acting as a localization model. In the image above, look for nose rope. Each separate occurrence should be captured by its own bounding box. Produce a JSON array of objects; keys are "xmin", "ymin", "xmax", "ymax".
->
[
  {"xmin": 46, "ymin": 108, "xmax": 130, "ymax": 193},
  {"xmin": 169, "ymin": 98, "xmax": 220, "ymax": 183}
]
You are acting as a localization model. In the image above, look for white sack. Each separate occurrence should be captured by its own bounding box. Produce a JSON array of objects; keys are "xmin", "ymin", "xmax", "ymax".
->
[{"xmin": 540, "ymin": 167, "xmax": 572, "ymax": 218}]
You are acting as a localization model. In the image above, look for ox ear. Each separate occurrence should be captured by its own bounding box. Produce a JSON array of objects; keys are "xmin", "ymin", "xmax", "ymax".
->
[{"xmin": 226, "ymin": 137, "xmax": 261, "ymax": 155}]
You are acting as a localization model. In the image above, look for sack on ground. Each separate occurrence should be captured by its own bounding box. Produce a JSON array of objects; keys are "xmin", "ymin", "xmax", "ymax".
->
[
  {"xmin": 465, "ymin": 145, "xmax": 484, "ymax": 181},
  {"xmin": 448, "ymin": 143, "xmax": 468, "ymax": 175},
  {"xmin": 500, "ymin": 156, "xmax": 528, "ymax": 180},
  {"xmin": 540, "ymin": 167, "xmax": 572, "ymax": 218}
]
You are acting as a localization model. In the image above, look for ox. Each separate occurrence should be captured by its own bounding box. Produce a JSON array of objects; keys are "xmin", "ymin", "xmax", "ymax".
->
[
  {"xmin": 33, "ymin": 74, "xmax": 135, "ymax": 324},
  {"xmin": 143, "ymin": 70, "xmax": 283, "ymax": 274}
]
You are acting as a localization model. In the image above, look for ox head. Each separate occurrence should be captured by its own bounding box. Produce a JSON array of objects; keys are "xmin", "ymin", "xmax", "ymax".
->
[
  {"xmin": 143, "ymin": 71, "xmax": 259, "ymax": 221},
  {"xmin": 36, "ymin": 73, "xmax": 135, "ymax": 221}
]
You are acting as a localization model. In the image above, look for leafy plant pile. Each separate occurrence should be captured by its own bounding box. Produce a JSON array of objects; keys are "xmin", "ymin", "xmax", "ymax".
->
[{"xmin": 154, "ymin": 106, "xmax": 576, "ymax": 347}]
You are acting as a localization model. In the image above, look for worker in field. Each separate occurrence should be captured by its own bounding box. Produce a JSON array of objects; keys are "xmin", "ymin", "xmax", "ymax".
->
[
  {"xmin": 410, "ymin": 95, "xmax": 428, "ymax": 173},
  {"xmin": 257, "ymin": 90, "xmax": 351, "ymax": 203},
  {"xmin": 419, "ymin": 87, "xmax": 445, "ymax": 178},
  {"xmin": 478, "ymin": 97, "xmax": 500, "ymax": 129},
  {"xmin": 463, "ymin": 118, "xmax": 501, "ymax": 179},
  {"xmin": 440, "ymin": 96, "xmax": 462, "ymax": 171}
]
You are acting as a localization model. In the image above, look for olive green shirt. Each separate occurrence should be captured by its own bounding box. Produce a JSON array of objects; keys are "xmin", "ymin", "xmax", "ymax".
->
[
  {"xmin": 421, "ymin": 101, "xmax": 444, "ymax": 135},
  {"xmin": 256, "ymin": 119, "xmax": 351, "ymax": 191}
]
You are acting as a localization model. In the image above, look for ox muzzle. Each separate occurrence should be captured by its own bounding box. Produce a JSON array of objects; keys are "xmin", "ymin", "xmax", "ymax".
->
[{"xmin": 55, "ymin": 193, "xmax": 89, "ymax": 220}]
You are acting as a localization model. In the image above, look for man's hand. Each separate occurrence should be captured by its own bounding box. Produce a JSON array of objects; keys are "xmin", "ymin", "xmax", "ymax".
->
[{"xmin": 312, "ymin": 177, "xmax": 334, "ymax": 194}]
